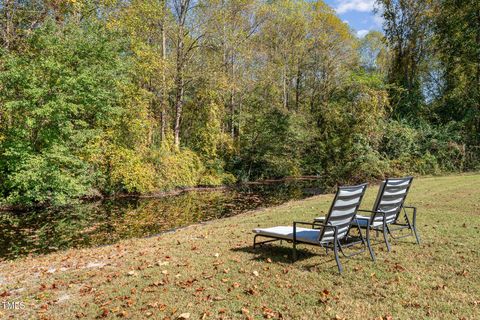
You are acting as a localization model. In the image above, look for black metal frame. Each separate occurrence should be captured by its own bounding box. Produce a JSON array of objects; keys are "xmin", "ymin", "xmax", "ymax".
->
[
  {"xmin": 253, "ymin": 184, "xmax": 375, "ymax": 274},
  {"xmin": 356, "ymin": 177, "xmax": 420, "ymax": 251}
]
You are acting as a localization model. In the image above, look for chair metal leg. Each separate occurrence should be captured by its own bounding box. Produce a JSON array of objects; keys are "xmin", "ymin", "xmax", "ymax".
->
[
  {"xmin": 412, "ymin": 225, "xmax": 421, "ymax": 244},
  {"xmin": 382, "ymin": 226, "xmax": 391, "ymax": 252},
  {"xmin": 366, "ymin": 226, "xmax": 376, "ymax": 261},
  {"xmin": 411, "ymin": 207, "xmax": 421, "ymax": 244},
  {"xmin": 403, "ymin": 206, "xmax": 420, "ymax": 244},
  {"xmin": 334, "ymin": 239, "xmax": 343, "ymax": 274},
  {"xmin": 292, "ymin": 242, "xmax": 297, "ymax": 262}
]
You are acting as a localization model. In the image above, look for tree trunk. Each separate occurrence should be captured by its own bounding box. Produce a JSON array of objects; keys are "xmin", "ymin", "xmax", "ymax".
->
[
  {"xmin": 230, "ymin": 52, "xmax": 235, "ymax": 139},
  {"xmin": 283, "ymin": 65, "xmax": 288, "ymax": 109},
  {"xmin": 295, "ymin": 66, "xmax": 301, "ymax": 110},
  {"xmin": 174, "ymin": 41, "xmax": 184, "ymax": 147},
  {"xmin": 476, "ymin": 9, "xmax": 480, "ymax": 97},
  {"xmin": 174, "ymin": 74, "xmax": 184, "ymax": 147},
  {"xmin": 3, "ymin": 0, "xmax": 13, "ymax": 49},
  {"xmin": 173, "ymin": 0, "xmax": 190, "ymax": 147},
  {"xmin": 160, "ymin": 0, "xmax": 168, "ymax": 142}
]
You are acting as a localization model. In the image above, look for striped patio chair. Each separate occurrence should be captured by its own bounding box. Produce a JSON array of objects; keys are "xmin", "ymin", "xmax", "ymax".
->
[
  {"xmin": 253, "ymin": 183, "xmax": 375, "ymax": 274},
  {"xmin": 350, "ymin": 176, "xmax": 420, "ymax": 251}
]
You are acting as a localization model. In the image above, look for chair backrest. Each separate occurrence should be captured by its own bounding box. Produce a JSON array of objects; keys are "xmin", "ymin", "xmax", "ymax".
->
[
  {"xmin": 319, "ymin": 183, "xmax": 368, "ymax": 243},
  {"xmin": 371, "ymin": 176, "xmax": 413, "ymax": 226}
]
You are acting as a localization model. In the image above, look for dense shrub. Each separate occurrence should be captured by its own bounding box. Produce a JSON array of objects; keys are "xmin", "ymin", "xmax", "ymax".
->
[
  {"xmin": 3, "ymin": 145, "xmax": 90, "ymax": 206},
  {"xmin": 228, "ymin": 108, "xmax": 304, "ymax": 181},
  {"xmin": 0, "ymin": 19, "xmax": 130, "ymax": 205},
  {"xmin": 381, "ymin": 120, "xmax": 467, "ymax": 175}
]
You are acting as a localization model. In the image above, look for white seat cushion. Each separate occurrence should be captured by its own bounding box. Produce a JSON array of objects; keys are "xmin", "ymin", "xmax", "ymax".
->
[{"xmin": 252, "ymin": 226, "xmax": 322, "ymax": 244}]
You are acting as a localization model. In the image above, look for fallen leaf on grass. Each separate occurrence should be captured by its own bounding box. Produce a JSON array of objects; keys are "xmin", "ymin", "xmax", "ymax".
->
[
  {"xmin": 393, "ymin": 263, "xmax": 406, "ymax": 272},
  {"xmin": 262, "ymin": 306, "xmax": 277, "ymax": 319},
  {"xmin": 244, "ymin": 287, "xmax": 258, "ymax": 296},
  {"xmin": 0, "ymin": 291, "xmax": 10, "ymax": 297},
  {"xmin": 456, "ymin": 269, "xmax": 468, "ymax": 277},
  {"xmin": 117, "ymin": 310, "xmax": 129, "ymax": 318},
  {"xmin": 353, "ymin": 266, "xmax": 363, "ymax": 272},
  {"xmin": 252, "ymin": 271, "xmax": 259, "ymax": 277},
  {"xmin": 99, "ymin": 308, "xmax": 109, "ymax": 318},
  {"xmin": 177, "ymin": 313, "xmax": 190, "ymax": 319}
]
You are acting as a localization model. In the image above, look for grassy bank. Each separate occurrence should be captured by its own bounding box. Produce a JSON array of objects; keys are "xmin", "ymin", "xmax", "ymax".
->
[{"xmin": 1, "ymin": 174, "xmax": 479, "ymax": 319}]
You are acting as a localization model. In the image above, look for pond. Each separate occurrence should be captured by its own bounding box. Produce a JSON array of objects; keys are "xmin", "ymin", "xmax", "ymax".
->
[{"xmin": 0, "ymin": 179, "xmax": 326, "ymax": 260}]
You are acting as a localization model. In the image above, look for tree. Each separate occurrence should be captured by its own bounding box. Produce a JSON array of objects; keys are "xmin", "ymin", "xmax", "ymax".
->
[
  {"xmin": 113, "ymin": 0, "xmax": 171, "ymax": 145},
  {"xmin": 0, "ymin": 18, "xmax": 135, "ymax": 204},
  {"xmin": 434, "ymin": 0, "xmax": 480, "ymax": 144},
  {"xmin": 375, "ymin": 0, "xmax": 432, "ymax": 117}
]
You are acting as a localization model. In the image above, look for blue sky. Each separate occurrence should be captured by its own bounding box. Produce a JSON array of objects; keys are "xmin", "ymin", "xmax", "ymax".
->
[{"xmin": 323, "ymin": 0, "xmax": 384, "ymax": 38}]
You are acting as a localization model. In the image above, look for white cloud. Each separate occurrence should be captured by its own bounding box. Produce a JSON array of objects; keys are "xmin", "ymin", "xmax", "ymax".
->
[
  {"xmin": 356, "ymin": 29, "xmax": 370, "ymax": 38},
  {"xmin": 335, "ymin": 0, "xmax": 375, "ymax": 14}
]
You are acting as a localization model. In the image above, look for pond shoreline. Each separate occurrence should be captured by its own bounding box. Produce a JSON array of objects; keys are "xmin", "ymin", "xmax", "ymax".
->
[{"xmin": 0, "ymin": 175, "xmax": 323, "ymax": 213}]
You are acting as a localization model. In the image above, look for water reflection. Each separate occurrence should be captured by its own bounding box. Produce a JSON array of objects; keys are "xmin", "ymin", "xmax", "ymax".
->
[{"xmin": 0, "ymin": 179, "xmax": 325, "ymax": 260}]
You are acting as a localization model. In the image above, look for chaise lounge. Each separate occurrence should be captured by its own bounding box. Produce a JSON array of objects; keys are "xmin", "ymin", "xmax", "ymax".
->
[
  {"xmin": 252, "ymin": 183, "xmax": 375, "ymax": 274},
  {"xmin": 316, "ymin": 177, "xmax": 420, "ymax": 252}
]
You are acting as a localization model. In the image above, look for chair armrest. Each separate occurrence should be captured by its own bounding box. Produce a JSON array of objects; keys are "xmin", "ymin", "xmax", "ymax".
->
[
  {"xmin": 355, "ymin": 216, "xmax": 371, "ymax": 221},
  {"xmin": 293, "ymin": 221, "xmax": 337, "ymax": 243},
  {"xmin": 293, "ymin": 221, "xmax": 337, "ymax": 232},
  {"xmin": 358, "ymin": 209, "xmax": 385, "ymax": 215},
  {"xmin": 293, "ymin": 221, "xmax": 328, "ymax": 228}
]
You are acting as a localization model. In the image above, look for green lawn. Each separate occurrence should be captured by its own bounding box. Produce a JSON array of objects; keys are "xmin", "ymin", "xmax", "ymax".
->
[{"xmin": 1, "ymin": 174, "xmax": 479, "ymax": 319}]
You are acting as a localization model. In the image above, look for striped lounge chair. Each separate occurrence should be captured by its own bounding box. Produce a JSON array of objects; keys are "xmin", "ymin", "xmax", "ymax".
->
[
  {"xmin": 253, "ymin": 183, "xmax": 375, "ymax": 274},
  {"xmin": 342, "ymin": 177, "xmax": 420, "ymax": 252}
]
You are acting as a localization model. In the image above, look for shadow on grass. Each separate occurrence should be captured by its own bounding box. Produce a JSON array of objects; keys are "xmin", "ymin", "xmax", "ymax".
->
[
  {"xmin": 231, "ymin": 242, "xmax": 316, "ymax": 263},
  {"xmin": 231, "ymin": 242, "xmax": 341, "ymax": 271},
  {"xmin": 231, "ymin": 234, "xmax": 407, "ymax": 273}
]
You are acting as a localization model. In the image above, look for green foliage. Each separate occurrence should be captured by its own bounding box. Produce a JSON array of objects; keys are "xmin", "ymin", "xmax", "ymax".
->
[
  {"xmin": 3, "ymin": 145, "xmax": 90, "ymax": 206},
  {"xmin": 0, "ymin": 0, "xmax": 478, "ymax": 207},
  {"xmin": 150, "ymin": 143, "xmax": 205, "ymax": 191},
  {"xmin": 381, "ymin": 120, "xmax": 466, "ymax": 175},
  {"xmin": 230, "ymin": 108, "xmax": 303, "ymax": 180},
  {"xmin": 433, "ymin": 0, "xmax": 480, "ymax": 145},
  {"xmin": 104, "ymin": 146, "xmax": 156, "ymax": 194},
  {"xmin": 0, "ymin": 18, "xmax": 131, "ymax": 205}
]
